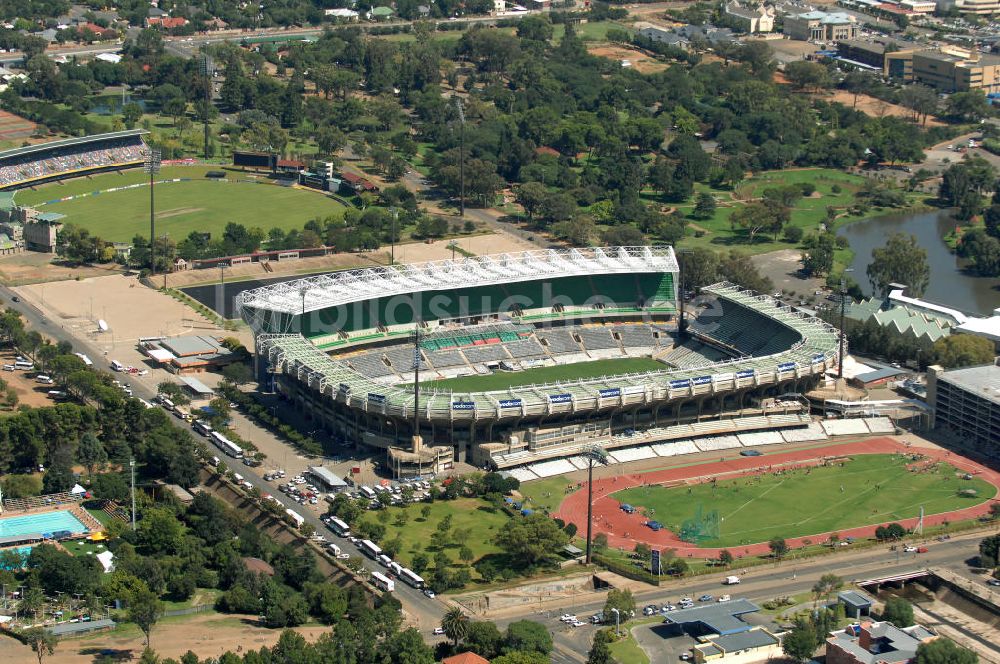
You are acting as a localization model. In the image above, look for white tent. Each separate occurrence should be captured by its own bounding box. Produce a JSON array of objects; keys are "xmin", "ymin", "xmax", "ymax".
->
[
  {"xmin": 96, "ymin": 550, "xmax": 115, "ymax": 573},
  {"xmin": 70, "ymin": 484, "xmax": 87, "ymax": 495}
]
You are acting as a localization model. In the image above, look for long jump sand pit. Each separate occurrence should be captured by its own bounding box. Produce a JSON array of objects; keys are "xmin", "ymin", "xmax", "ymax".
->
[
  {"xmin": 14, "ymin": 274, "xmax": 231, "ymax": 346},
  {"xmin": 554, "ymin": 436, "xmax": 1000, "ymax": 559}
]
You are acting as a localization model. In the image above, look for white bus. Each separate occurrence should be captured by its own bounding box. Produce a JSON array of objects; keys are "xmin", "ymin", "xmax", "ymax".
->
[
  {"xmin": 211, "ymin": 431, "xmax": 243, "ymax": 458},
  {"xmin": 327, "ymin": 517, "xmax": 350, "ymax": 537},
  {"xmin": 359, "ymin": 486, "xmax": 376, "ymax": 500},
  {"xmin": 193, "ymin": 420, "xmax": 213, "ymax": 436},
  {"xmin": 73, "ymin": 352, "xmax": 93, "ymax": 367},
  {"xmin": 399, "ymin": 568, "xmax": 425, "ymax": 589},
  {"xmin": 359, "ymin": 539, "xmax": 382, "ymax": 559},
  {"xmin": 371, "ymin": 571, "xmax": 394, "ymax": 592},
  {"xmin": 285, "ymin": 509, "xmax": 305, "ymax": 528}
]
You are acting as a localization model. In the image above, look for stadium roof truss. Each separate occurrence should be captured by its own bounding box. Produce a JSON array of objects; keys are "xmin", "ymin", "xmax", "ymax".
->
[
  {"xmin": 256, "ymin": 281, "xmax": 841, "ymax": 423},
  {"xmin": 237, "ymin": 246, "xmax": 679, "ymax": 323}
]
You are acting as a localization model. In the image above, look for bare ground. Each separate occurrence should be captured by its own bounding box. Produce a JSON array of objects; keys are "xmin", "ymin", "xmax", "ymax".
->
[{"xmin": 587, "ymin": 44, "xmax": 667, "ymax": 73}]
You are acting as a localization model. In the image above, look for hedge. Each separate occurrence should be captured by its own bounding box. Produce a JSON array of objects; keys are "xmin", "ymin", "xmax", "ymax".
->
[{"xmin": 592, "ymin": 552, "xmax": 660, "ymax": 586}]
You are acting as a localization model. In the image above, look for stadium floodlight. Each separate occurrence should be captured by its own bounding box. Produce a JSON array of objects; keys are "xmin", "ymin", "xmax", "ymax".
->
[
  {"xmin": 454, "ymin": 96, "xmax": 465, "ymax": 218},
  {"xmin": 837, "ymin": 268, "xmax": 854, "ymax": 380},
  {"xmin": 200, "ymin": 54, "xmax": 213, "ymax": 161},
  {"xmin": 144, "ymin": 149, "xmax": 161, "ymax": 276},
  {"xmin": 583, "ymin": 444, "xmax": 609, "ymax": 565}
]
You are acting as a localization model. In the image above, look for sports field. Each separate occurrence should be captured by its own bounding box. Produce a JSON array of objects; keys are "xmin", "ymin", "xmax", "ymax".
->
[
  {"xmin": 418, "ymin": 357, "xmax": 665, "ymax": 392},
  {"xmin": 612, "ymin": 454, "xmax": 997, "ymax": 548},
  {"xmin": 12, "ymin": 166, "xmax": 345, "ymax": 243}
]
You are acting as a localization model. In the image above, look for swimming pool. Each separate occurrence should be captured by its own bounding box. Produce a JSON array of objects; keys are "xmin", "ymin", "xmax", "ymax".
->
[{"xmin": 0, "ymin": 510, "xmax": 89, "ymax": 538}]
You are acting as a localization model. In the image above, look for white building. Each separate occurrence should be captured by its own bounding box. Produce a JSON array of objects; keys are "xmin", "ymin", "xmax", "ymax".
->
[{"xmin": 724, "ymin": 2, "xmax": 775, "ymax": 33}]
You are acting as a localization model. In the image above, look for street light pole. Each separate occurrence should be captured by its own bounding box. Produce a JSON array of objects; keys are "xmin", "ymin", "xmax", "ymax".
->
[
  {"xmin": 611, "ymin": 607, "xmax": 620, "ymax": 637},
  {"xmin": 391, "ymin": 208, "xmax": 397, "ymax": 266}
]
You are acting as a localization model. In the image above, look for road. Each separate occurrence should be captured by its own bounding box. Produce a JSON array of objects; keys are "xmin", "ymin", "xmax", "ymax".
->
[
  {"xmin": 0, "ymin": 284, "xmax": 445, "ymax": 632},
  {"xmin": 3, "ymin": 285, "xmax": 998, "ymax": 659}
]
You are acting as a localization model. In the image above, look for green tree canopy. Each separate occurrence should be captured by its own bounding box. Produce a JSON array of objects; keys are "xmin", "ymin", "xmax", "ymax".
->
[{"xmin": 867, "ymin": 233, "xmax": 929, "ymax": 297}]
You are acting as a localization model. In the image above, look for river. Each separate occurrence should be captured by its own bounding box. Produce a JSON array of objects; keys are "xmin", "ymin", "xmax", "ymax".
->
[{"xmin": 837, "ymin": 209, "xmax": 1000, "ymax": 316}]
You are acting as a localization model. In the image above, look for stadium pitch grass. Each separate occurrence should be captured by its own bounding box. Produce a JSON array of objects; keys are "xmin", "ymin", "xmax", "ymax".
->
[
  {"xmin": 612, "ymin": 454, "xmax": 997, "ymax": 548},
  {"xmin": 13, "ymin": 166, "xmax": 345, "ymax": 243},
  {"xmin": 416, "ymin": 357, "xmax": 666, "ymax": 392}
]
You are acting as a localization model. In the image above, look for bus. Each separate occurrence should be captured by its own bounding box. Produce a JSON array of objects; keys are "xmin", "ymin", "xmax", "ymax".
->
[
  {"xmin": 359, "ymin": 539, "xmax": 382, "ymax": 559},
  {"xmin": 371, "ymin": 571, "xmax": 394, "ymax": 592},
  {"xmin": 193, "ymin": 420, "xmax": 213, "ymax": 436},
  {"xmin": 327, "ymin": 517, "xmax": 350, "ymax": 537},
  {"xmin": 399, "ymin": 568, "xmax": 425, "ymax": 589},
  {"xmin": 359, "ymin": 486, "xmax": 376, "ymax": 500},
  {"xmin": 211, "ymin": 431, "xmax": 243, "ymax": 458}
]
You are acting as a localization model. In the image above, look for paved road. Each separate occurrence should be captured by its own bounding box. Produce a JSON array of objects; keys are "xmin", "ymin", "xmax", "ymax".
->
[{"xmin": 0, "ymin": 284, "xmax": 445, "ymax": 632}]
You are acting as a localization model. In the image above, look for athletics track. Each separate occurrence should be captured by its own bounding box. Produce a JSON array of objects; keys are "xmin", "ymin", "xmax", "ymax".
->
[{"xmin": 552, "ymin": 437, "xmax": 1000, "ymax": 560}]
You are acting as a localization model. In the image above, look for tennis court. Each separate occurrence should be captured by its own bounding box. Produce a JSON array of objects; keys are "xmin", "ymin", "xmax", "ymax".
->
[{"xmin": 0, "ymin": 510, "xmax": 89, "ymax": 538}]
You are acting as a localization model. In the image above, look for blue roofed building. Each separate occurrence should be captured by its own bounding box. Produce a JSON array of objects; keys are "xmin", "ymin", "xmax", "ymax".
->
[{"xmin": 661, "ymin": 599, "xmax": 786, "ymax": 662}]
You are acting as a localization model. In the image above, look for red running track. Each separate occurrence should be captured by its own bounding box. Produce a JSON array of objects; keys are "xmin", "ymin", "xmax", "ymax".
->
[{"xmin": 553, "ymin": 437, "xmax": 1000, "ymax": 559}]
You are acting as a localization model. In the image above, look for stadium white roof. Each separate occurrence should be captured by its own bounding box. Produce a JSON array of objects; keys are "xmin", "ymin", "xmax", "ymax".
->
[{"xmin": 237, "ymin": 246, "xmax": 678, "ymax": 318}]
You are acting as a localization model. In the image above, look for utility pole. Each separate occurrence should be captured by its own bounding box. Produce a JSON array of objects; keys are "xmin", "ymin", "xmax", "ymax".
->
[
  {"xmin": 676, "ymin": 249, "xmax": 690, "ymax": 340},
  {"xmin": 390, "ymin": 208, "xmax": 397, "ymax": 266},
  {"xmin": 145, "ymin": 149, "xmax": 161, "ymax": 276},
  {"xmin": 162, "ymin": 234, "xmax": 169, "ymax": 289},
  {"xmin": 129, "ymin": 458, "xmax": 136, "ymax": 531},
  {"xmin": 454, "ymin": 97, "xmax": 465, "ymax": 217},
  {"xmin": 412, "ymin": 325, "xmax": 421, "ymax": 438},
  {"xmin": 200, "ymin": 54, "xmax": 213, "ymax": 161}
]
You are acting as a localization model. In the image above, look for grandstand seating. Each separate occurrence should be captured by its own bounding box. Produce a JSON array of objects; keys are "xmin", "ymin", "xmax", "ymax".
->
[
  {"xmin": 652, "ymin": 440, "xmax": 700, "ymax": 457},
  {"xmin": 661, "ymin": 341, "xmax": 733, "ymax": 368},
  {"xmin": 690, "ymin": 298, "xmax": 799, "ymax": 356},
  {"xmin": 0, "ymin": 132, "xmax": 149, "ymax": 188},
  {"xmin": 463, "ymin": 344, "xmax": 510, "ymax": 364},
  {"xmin": 504, "ymin": 338, "xmax": 547, "ymax": 359},
  {"xmin": 527, "ymin": 458, "xmax": 579, "ymax": 478},
  {"xmin": 780, "ymin": 422, "xmax": 827, "ymax": 443},
  {"xmin": 384, "ymin": 347, "xmax": 428, "ymax": 371},
  {"xmin": 426, "ymin": 349, "xmax": 467, "ymax": 368},
  {"xmin": 506, "ymin": 467, "xmax": 539, "ymax": 483},
  {"xmin": 609, "ymin": 446, "xmax": 658, "ymax": 463},
  {"xmin": 537, "ymin": 330, "xmax": 582, "ymax": 354},
  {"xmin": 348, "ymin": 353, "xmax": 395, "ymax": 377},
  {"xmin": 866, "ymin": 417, "xmax": 896, "ymax": 434},
  {"xmin": 736, "ymin": 431, "xmax": 786, "ymax": 446},
  {"xmin": 693, "ymin": 435, "xmax": 741, "ymax": 451},
  {"xmin": 615, "ymin": 324, "xmax": 662, "ymax": 348},
  {"xmin": 821, "ymin": 419, "xmax": 871, "ymax": 437},
  {"xmin": 577, "ymin": 327, "xmax": 619, "ymax": 351}
]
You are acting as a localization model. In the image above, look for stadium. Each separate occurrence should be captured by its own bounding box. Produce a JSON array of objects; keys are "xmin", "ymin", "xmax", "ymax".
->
[
  {"xmin": 0, "ymin": 130, "xmax": 149, "ymax": 190},
  {"xmin": 237, "ymin": 246, "xmax": 842, "ymax": 479}
]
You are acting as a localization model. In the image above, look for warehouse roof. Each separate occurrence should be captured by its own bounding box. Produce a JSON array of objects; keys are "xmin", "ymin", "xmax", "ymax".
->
[{"xmin": 661, "ymin": 598, "xmax": 759, "ymax": 635}]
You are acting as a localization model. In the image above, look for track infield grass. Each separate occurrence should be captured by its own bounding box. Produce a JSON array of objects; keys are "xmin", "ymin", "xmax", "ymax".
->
[
  {"xmin": 12, "ymin": 166, "xmax": 345, "ymax": 243},
  {"xmin": 611, "ymin": 454, "xmax": 996, "ymax": 548},
  {"xmin": 417, "ymin": 357, "xmax": 666, "ymax": 393}
]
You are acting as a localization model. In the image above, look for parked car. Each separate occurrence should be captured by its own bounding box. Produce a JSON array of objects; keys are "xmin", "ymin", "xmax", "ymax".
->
[
  {"xmin": 698, "ymin": 595, "xmax": 713, "ymax": 602},
  {"xmin": 432, "ymin": 627, "xmax": 445, "ymax": 635}
]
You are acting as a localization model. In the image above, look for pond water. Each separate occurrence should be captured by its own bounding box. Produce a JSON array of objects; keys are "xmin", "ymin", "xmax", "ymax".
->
[{"xmin": 837, "ymin": 209, "xmax": 1000, "ymax": 316}]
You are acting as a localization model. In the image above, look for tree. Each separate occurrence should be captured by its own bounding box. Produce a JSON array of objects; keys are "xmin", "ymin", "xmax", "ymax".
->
[
  {"xmin": 602, "ymin": 589, "xmax": 636, "ymax": 625},
  {"xmin": 442, "ymin": 606, "xmax": 470, "ymax": 647},
  {"xmin": 23, "ymin": 627, "xmax": 57, "ymax": 664},
  {"xmin": 128, "ymin": 586, "xmax": 163, "ymax": 648},
  {"xmin": 492, "ymin": 653, "xmax": 549, "ymax": 664},
  {"xmin": 719, "ymin": 549, "xmax": 734, "ymax": 568},
  {"xmin": 946, "ymin": 90, "xmax": 990, "ymax": 123},
  {"xmin": 932, "ymin": 334, "xmax": 996, "ymax": 369},
  {"xmin": 587, "ymin": 629, "xmax": 614, "ymax": 664},
  {"xmin": 785, "ymin": 60, "xmax": 831, "ymax": 91},
  {"xmin": 76, "ymin": 431, "xmax": 107, "ymax": 477},
  {"xmin": 842, "ymin": 70, "xmax": 874, "ymax": 109},
  {"xmin": 980, "ymin": 534, "xmax": 1000, "ymax": 568},
  {"xmin": 811, "ymin": 573, "xmax": 843, "ymax": 606},
  {"xmin": 768, "ymin": 537, "xmax": 788, "ymax": 560},
  {"xmin": 692, "ymin": 193, "xmax": 717, "ymax": 220},
  {"xmin": 915, "ymin": 637, "xmax": 978, "ymax": 664},
  {"xmin": 465, "ymin": 620, "xmax": 504, "ymax": 659},
  {"xmin": 494, "ymin": 513, "xmax": 569, "ymax": 566},
  {"xmin": 221, "ymin": 363, "xmax": 253, "ymax": 386},
  {"xmin": 504, "ymin": 620, "xmax": 552, "ymax": 655},
  {"xmin": 782, "ymin": 621, "xmax": 818, "ymax": 663},
  {"xmin": 382, "ymin": 627, "xmax": 435, "ymax": 664},
  {"xmin": 867, "ymin": 233, "xmax": 929, "ymax": 297},
  {"xmin": 882, "ymin": 596, "xmax": 914, "ymax": 627},
  {"xmin": 123, "ymin": 102, "xmax": 143, "ymax": 129},
  {"xmin": 802, "ymin": 233, "xmax": 835, "ymax": 276}
]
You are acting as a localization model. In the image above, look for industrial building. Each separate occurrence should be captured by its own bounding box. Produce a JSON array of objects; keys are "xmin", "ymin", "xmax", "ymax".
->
[{"xmin": 927, "ymin": 362, "xmax": 1000, "ymax": 451}]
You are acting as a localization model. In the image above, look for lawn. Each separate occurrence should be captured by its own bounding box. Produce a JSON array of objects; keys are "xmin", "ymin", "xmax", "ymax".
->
[
  {"xmin": 611, "ymin": 454, "xmax": 997, "ymax": 548},
  {"xmin": 354, "ymin": 497, "xmax": 510, "ymax": 580},
  {"xmin": 519, "ymin": 476, "xmax": 583, "ymax": 514},
  {"xmin": 418, "ymin": 357, "xmax": 666, "ymax": 393},
  {"xmin": 13, "ymin": 166, "xmax": 345, "ymax": 243}
]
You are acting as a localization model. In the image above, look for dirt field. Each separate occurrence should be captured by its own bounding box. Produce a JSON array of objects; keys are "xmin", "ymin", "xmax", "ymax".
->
[
  {"xmin": 389, "ymin": 232, "xmax": 537, "ymax": 263},
  {"xmin": 0, "ymin": 611, "xmax": 332, "ymax": 664},
  {"xmin": 587, "ymin": 44, "xmax": 667, "ymax": 74},
  {"xmin": 0, "ymin": 251, "xmax": 124, "ymax": 286},
  {"xmin": 164, "ymin": 251, "xmax": 389, "ymax": 289},
  {"xmin": 0, "ymin": 349, "xmax": 61, "ymax": 409},
  {"xmin": 822, "ymin": 90, "xmax": 945, "ymax": 127},
  {"xmin": 750, "ymin": 248, "xmax": 827, "ymax": 301}
]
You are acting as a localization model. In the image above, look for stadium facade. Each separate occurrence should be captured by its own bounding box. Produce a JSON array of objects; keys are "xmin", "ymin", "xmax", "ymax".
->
[{"xmin": 238, "ymin": 246, "xmax": 841, "ymax": 477}]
